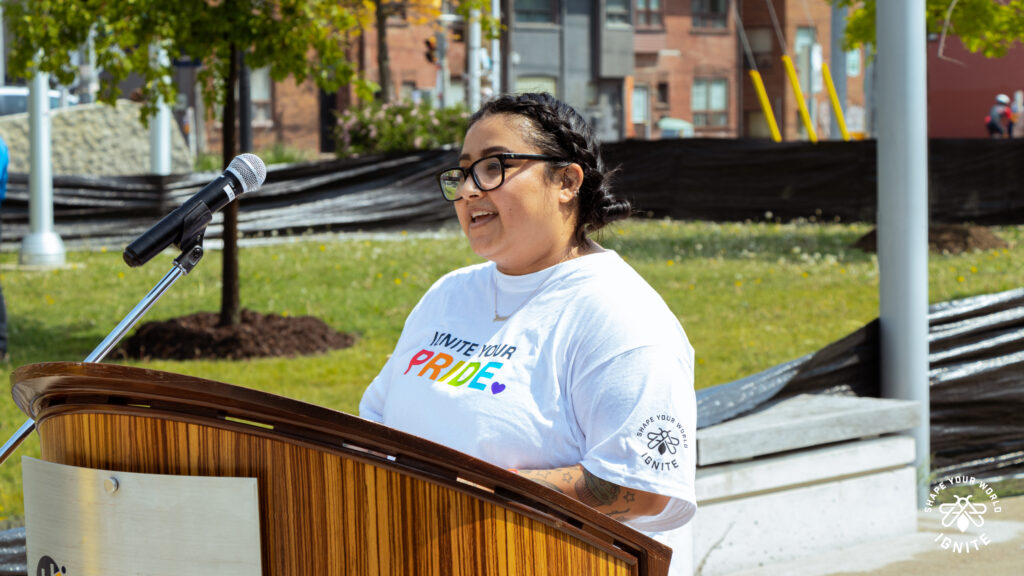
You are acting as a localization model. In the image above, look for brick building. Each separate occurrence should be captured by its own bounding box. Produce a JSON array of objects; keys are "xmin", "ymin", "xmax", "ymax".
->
[
  {"xmin": 199, "ymin": 14, "xmax": 465, "ymax": 157},
  {"xmin": 194, "ymin": 0, "xmax": 871, "ymax": 158},
  {"xmin": 736, "ymin": 0, "xmax": 867, "ymax": 141},
  {"xmin": 629, "ymin": 0, "xmax": 867, "ymax": 141},
  {"xmin": 630, "ymin": 0, "xmax": 740, "ymax": 139}
]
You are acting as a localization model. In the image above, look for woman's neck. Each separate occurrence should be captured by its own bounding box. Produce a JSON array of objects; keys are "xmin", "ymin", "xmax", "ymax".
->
[{"xmin": 495, "ymin": 238, "xmax": 603, "ymax": 276}]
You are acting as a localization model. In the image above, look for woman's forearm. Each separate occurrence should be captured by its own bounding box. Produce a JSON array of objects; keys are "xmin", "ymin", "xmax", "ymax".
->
[{"xmin": 516, "ymin": 464, "xmax": 669, "ymax": 522}]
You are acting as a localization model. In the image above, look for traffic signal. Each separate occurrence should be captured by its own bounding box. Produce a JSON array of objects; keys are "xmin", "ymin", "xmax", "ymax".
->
[{"xmin": 424, "ymin": 37, "xmax": 437, "ymax": 64}]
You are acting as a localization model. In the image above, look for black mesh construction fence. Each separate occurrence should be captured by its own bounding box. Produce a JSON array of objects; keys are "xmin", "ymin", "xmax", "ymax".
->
[
  {"xmin": 0, "ymin": 149, "xmax": 460, "ymax": 248},
  {"xmin": 3, "ymin": 139, "xmax": 1024, "ymax": 247},
  {"xmin": 600, "ymin": 138, "xmax": 1024, "ymax": 224},
  {"xmin": 697, "ymin": 287, "xmax": 1024, "ymax": 482}
]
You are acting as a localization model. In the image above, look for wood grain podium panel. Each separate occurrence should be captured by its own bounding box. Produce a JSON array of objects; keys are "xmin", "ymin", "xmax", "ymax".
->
[{"xmin": 13, "ymin": 362, "xmax": 670, "ymax": 576}]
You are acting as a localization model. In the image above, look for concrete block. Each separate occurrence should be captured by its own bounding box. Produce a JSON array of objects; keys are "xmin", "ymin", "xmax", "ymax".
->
[
  {"xmin": 696, "ymin": 394, "xmax": 920, "ymax": 466},
  {"xmin": 0, "ymin": 100, "xmax": 192, "ymax": 176},
  {"xmin": 697, "ymin": 436, "xmax": 916, "ymax": 504},
  {"xmin": 693, "ymin": 466, "xmax": 918, "ymax": 575}
]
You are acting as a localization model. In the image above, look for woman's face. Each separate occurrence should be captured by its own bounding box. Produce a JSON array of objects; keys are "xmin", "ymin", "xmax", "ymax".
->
[{"xmin": 454, "ymin": 114, "xmax": 579, "ymax": 275}]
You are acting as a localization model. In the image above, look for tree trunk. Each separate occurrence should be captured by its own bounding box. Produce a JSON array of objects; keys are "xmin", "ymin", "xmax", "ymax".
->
[
  {"xmin": 374, "ymin": 0, "xmax": 394, "ymax": 102},
  {"xmin": 219, "ymin": 44, "xmax": 241, "ymax": 327}
]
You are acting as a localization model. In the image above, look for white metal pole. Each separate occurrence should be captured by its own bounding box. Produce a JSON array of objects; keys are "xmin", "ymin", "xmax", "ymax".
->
[
  {"xmin": 78, "ymin": 28, "xmax": 99, "ymax": 103},
  {"xmin": 21, "ymin": 68, "xmax": 66, "ymax": 266},
  {"xmin": 830, "ymin": 3, "xmax": 847, "ymax": 140},
  {"xmin": 876, "ymin": 0, "xmax": 930, "ymax": 507},
  {"xmin": 491, "ymin": 0, "xmax": 501, "ymax": 96},
  {"xmin": 151, "ymin": 101, "xmax": 172, "ymax": 175},
  {"xmin": 468, "ymin": 8, "xmax": 482, "ymax": 111},
  {"xmin": 438, "ymin": 28, "xmax": 450, "ymax": 107},
  {"xmin": 150, "ymin": 45, "xmax": 172, "ymax": 175}
]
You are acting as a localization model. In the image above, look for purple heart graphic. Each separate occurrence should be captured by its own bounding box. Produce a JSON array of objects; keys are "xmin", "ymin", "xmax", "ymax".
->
[{"xmin": 491, "ymin": 382, "xmax": 506, "ymax": 394}]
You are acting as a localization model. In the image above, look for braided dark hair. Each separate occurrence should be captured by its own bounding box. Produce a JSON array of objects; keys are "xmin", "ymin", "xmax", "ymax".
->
[{"xmin": 468, "ymin": 92, "xmax": 631, "ymax": 243}]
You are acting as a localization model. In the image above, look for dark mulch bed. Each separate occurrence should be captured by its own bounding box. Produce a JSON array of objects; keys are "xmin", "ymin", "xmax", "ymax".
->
[
  {"xmin": 115, "ymin": 308, "xmax": 356, "ymax": 361},
  {"xmin": 853, "ymin": 224, "xmax": 1008, "ymax": 254}
]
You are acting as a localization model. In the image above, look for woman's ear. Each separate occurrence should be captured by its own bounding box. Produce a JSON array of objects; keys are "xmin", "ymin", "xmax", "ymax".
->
[{"xmin": 558, "ymin": 163, "xmax": 585, "ymax": 203}]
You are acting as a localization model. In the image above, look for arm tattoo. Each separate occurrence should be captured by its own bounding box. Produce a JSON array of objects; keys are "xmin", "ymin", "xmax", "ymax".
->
[
  {"xmin": 607, "ymin": 508, "xmax": 632, "ymax": 521},
  {"xmin": 530, "ymin": 477, "xmax": 564, "ymax": 493},
  {"xmin": 574, "ymin": 469, "xmax": 621, "ymax": 508},
  {"xmin": 521, "ymin": 470, "xmax": 565, "ymax": 494}
]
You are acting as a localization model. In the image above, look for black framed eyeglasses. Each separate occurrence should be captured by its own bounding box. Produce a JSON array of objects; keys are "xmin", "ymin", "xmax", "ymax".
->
[{"xmin": 436, "ymin": 153, "xmax": 565, "ymax": 201}]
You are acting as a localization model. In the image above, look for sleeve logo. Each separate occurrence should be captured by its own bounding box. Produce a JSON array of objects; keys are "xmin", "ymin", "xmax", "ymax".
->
[
  {"xmin": 647, "ymin": 428, "xmax": 681, "ymax": 455},
  {"xmin": 635, "ymin": 414, "xmax": 689, "ymax": 473}
]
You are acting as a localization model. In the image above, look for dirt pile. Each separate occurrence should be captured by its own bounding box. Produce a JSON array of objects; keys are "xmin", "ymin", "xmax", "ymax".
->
[
  {"xmin": 116, "ymin": 308, "xmax": 355, "ymax": 361},
  {"xmin": 853, "ymin": 224, "xmax": 1008, "ymax": 254}
]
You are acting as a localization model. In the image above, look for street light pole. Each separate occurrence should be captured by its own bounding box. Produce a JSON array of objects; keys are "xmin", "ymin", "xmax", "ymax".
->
[
  {"xmin": 490, "ymin": 0, "xmax": 501, "ymax": 96},
  {"xmin": 20, "ymin": 64, "xmax": 66, "ymax": 267},
  {"xmin": 468, "ymin": 8, "xmax": 482, "ymax": 111},
  {"xmin": 877, "ymin": 0, "xmax": 930, "ymax": 508}
]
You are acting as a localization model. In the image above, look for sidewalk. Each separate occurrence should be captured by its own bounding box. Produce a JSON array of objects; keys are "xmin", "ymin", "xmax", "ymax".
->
[{"xmin": 733, "ymin": 495, "xmax": 1024, "ymax": 575}]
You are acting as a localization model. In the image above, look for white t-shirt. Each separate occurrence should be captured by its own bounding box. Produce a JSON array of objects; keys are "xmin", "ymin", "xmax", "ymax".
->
[{"xmin": 360, "ymin": 250, "xmax": 696, "ymax": 573}]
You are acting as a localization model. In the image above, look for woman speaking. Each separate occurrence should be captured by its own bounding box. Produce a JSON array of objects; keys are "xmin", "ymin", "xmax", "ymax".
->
[{"xmin": 360, "ymin": 92, "xmax": 696, "ymax": 574}]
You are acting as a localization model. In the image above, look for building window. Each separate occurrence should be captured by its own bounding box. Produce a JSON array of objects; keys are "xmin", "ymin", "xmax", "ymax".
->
[
  {"xmin": 692, "ymin": 78, "xmax": 728, "ymax": 127},
  {"xmin": 515, "ymin": 75, "xmax": 558, "ymax": 97},
  {"xmin": 636, "ymin": 0, "xmax": 663, "ymax": 29},
  {"xmin": 746, "ymin": 27, "xmax": 773, "ymax": 68},
  {"xmin": 515, "ymin": 0, "xmax": 556, "ymax": 23},
  {"xmin": 745, "ymin": 110, "xmax": 773, "ymax": 139},
  {"xmin": 607, "ymin": 0, "xmax": 631, "ymax": 25},
  {"xmin": 400, "ymin": 81, "xmax": 417, "ymax": 101},
  {"xmin": 387, "ymin": 4, "xmax": 409, "ymax": 23},
  {"xmin": 656, "ymin": 81, "xmax": 669, "ymax": 107},
  {"xmin": 693, "ymin": 0, "xmax": 727, "ymax": 29},
  {"xmin": 632, "ymin": 85, "xmax": 650, "ymax": 124},
  {"xmin": 250, "ymin": 67, "xmax": 273, "ymax": 125}
]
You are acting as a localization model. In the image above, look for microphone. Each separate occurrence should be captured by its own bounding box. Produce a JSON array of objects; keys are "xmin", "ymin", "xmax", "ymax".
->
[{"xmin": 123, "ymin": 153, "xmax": 267, "ymax": 267}]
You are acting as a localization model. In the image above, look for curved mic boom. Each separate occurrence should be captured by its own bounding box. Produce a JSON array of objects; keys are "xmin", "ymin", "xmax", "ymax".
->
[{"xmin": 123, "ymin": 154, "xmax": 267, "ymax": 267}]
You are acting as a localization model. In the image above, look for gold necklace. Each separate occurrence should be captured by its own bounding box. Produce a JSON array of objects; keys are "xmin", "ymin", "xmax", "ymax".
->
[{"xmin": 493, "ymin": 267, "xmax": 558, "ymax": 322}]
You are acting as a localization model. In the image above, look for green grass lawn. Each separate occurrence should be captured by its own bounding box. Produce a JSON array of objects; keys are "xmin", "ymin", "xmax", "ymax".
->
[{"xmin": 1, "ymin": 218, "xmax": 1022, "ymax": 526}]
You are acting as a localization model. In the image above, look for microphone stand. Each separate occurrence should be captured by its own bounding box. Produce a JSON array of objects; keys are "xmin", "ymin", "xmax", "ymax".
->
[{"xmin": 0, "ymin": 235, "xmax": 207, "ymax": 466}]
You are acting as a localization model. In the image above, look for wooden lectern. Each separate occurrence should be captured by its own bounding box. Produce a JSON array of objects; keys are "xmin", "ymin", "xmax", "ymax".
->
[{"xmin": 13, "ymin": 362, "xmax": 670, "ymax": 575}]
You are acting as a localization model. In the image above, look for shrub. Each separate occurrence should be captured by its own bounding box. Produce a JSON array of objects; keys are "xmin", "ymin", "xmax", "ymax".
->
[
  {"xmin": 193, "ymin": 144, "xmax": 315, "ymax": 172},
  {"xmin": 335, "ymin": 99, "xmax": 469, "ymax": 157}
]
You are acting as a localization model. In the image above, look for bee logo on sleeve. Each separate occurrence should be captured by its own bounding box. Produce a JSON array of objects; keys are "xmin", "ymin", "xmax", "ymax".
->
[
  {"xmin": 635, "ymin": 414, "xmax": 689, "ymax": 473},
  {"xmin": 647, "ymin": 428, "xmax": 680, "ymax": 455}
]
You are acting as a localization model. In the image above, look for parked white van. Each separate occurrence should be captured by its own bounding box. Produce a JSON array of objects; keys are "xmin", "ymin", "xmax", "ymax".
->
[{"xmin": 0, "ymin": 86, "xmax": 80, "ymax": 116}]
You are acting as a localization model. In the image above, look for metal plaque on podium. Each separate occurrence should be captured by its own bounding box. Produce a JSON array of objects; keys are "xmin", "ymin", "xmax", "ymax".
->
[{"xmin": 23, "ymin": 457, "xmax": 261, "ymax": 575}]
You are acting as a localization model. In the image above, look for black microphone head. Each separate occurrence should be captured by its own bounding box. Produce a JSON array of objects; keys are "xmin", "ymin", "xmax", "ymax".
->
[{"xmin": 226, "ymin": 153, "xmax": 267, "ymax": 194}]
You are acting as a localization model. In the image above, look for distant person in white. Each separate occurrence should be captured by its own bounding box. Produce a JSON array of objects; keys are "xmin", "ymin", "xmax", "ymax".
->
[{"xmin": 360, "ymin": 92, "xmax": 697, "ymax": 575}]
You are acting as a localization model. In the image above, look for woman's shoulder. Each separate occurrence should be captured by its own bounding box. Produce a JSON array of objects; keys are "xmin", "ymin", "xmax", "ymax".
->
[
  {"xmin": 561, "ymin": 252, "xmax": 679, "ymax": 322},
  {"xmin": 572, "ymin": 251, "xmax": 665, "ymax": 304},
  {"xmin": 559, "ymin": 252, "xmax": 693, "ymax": 361},
  {"xmin": 434, "ymin": 261, "xmax": 491, "ymax": 285},
  {"xmin": 419, "ymin": 261, "xmax": 492, "ymax": 300}
]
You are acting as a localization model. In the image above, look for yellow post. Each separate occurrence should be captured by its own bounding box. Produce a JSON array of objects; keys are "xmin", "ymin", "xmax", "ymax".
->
[
  {"xmin": 748, "ymin": 70, "xmax": 782, "ymax": 142},
  {"xmin": 822, "ymin": 62, "xmax": 850, "ymax": 141},
  {"xmin": 782, "ymin": 54, "xmax": 817, "ymax": 143}
]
